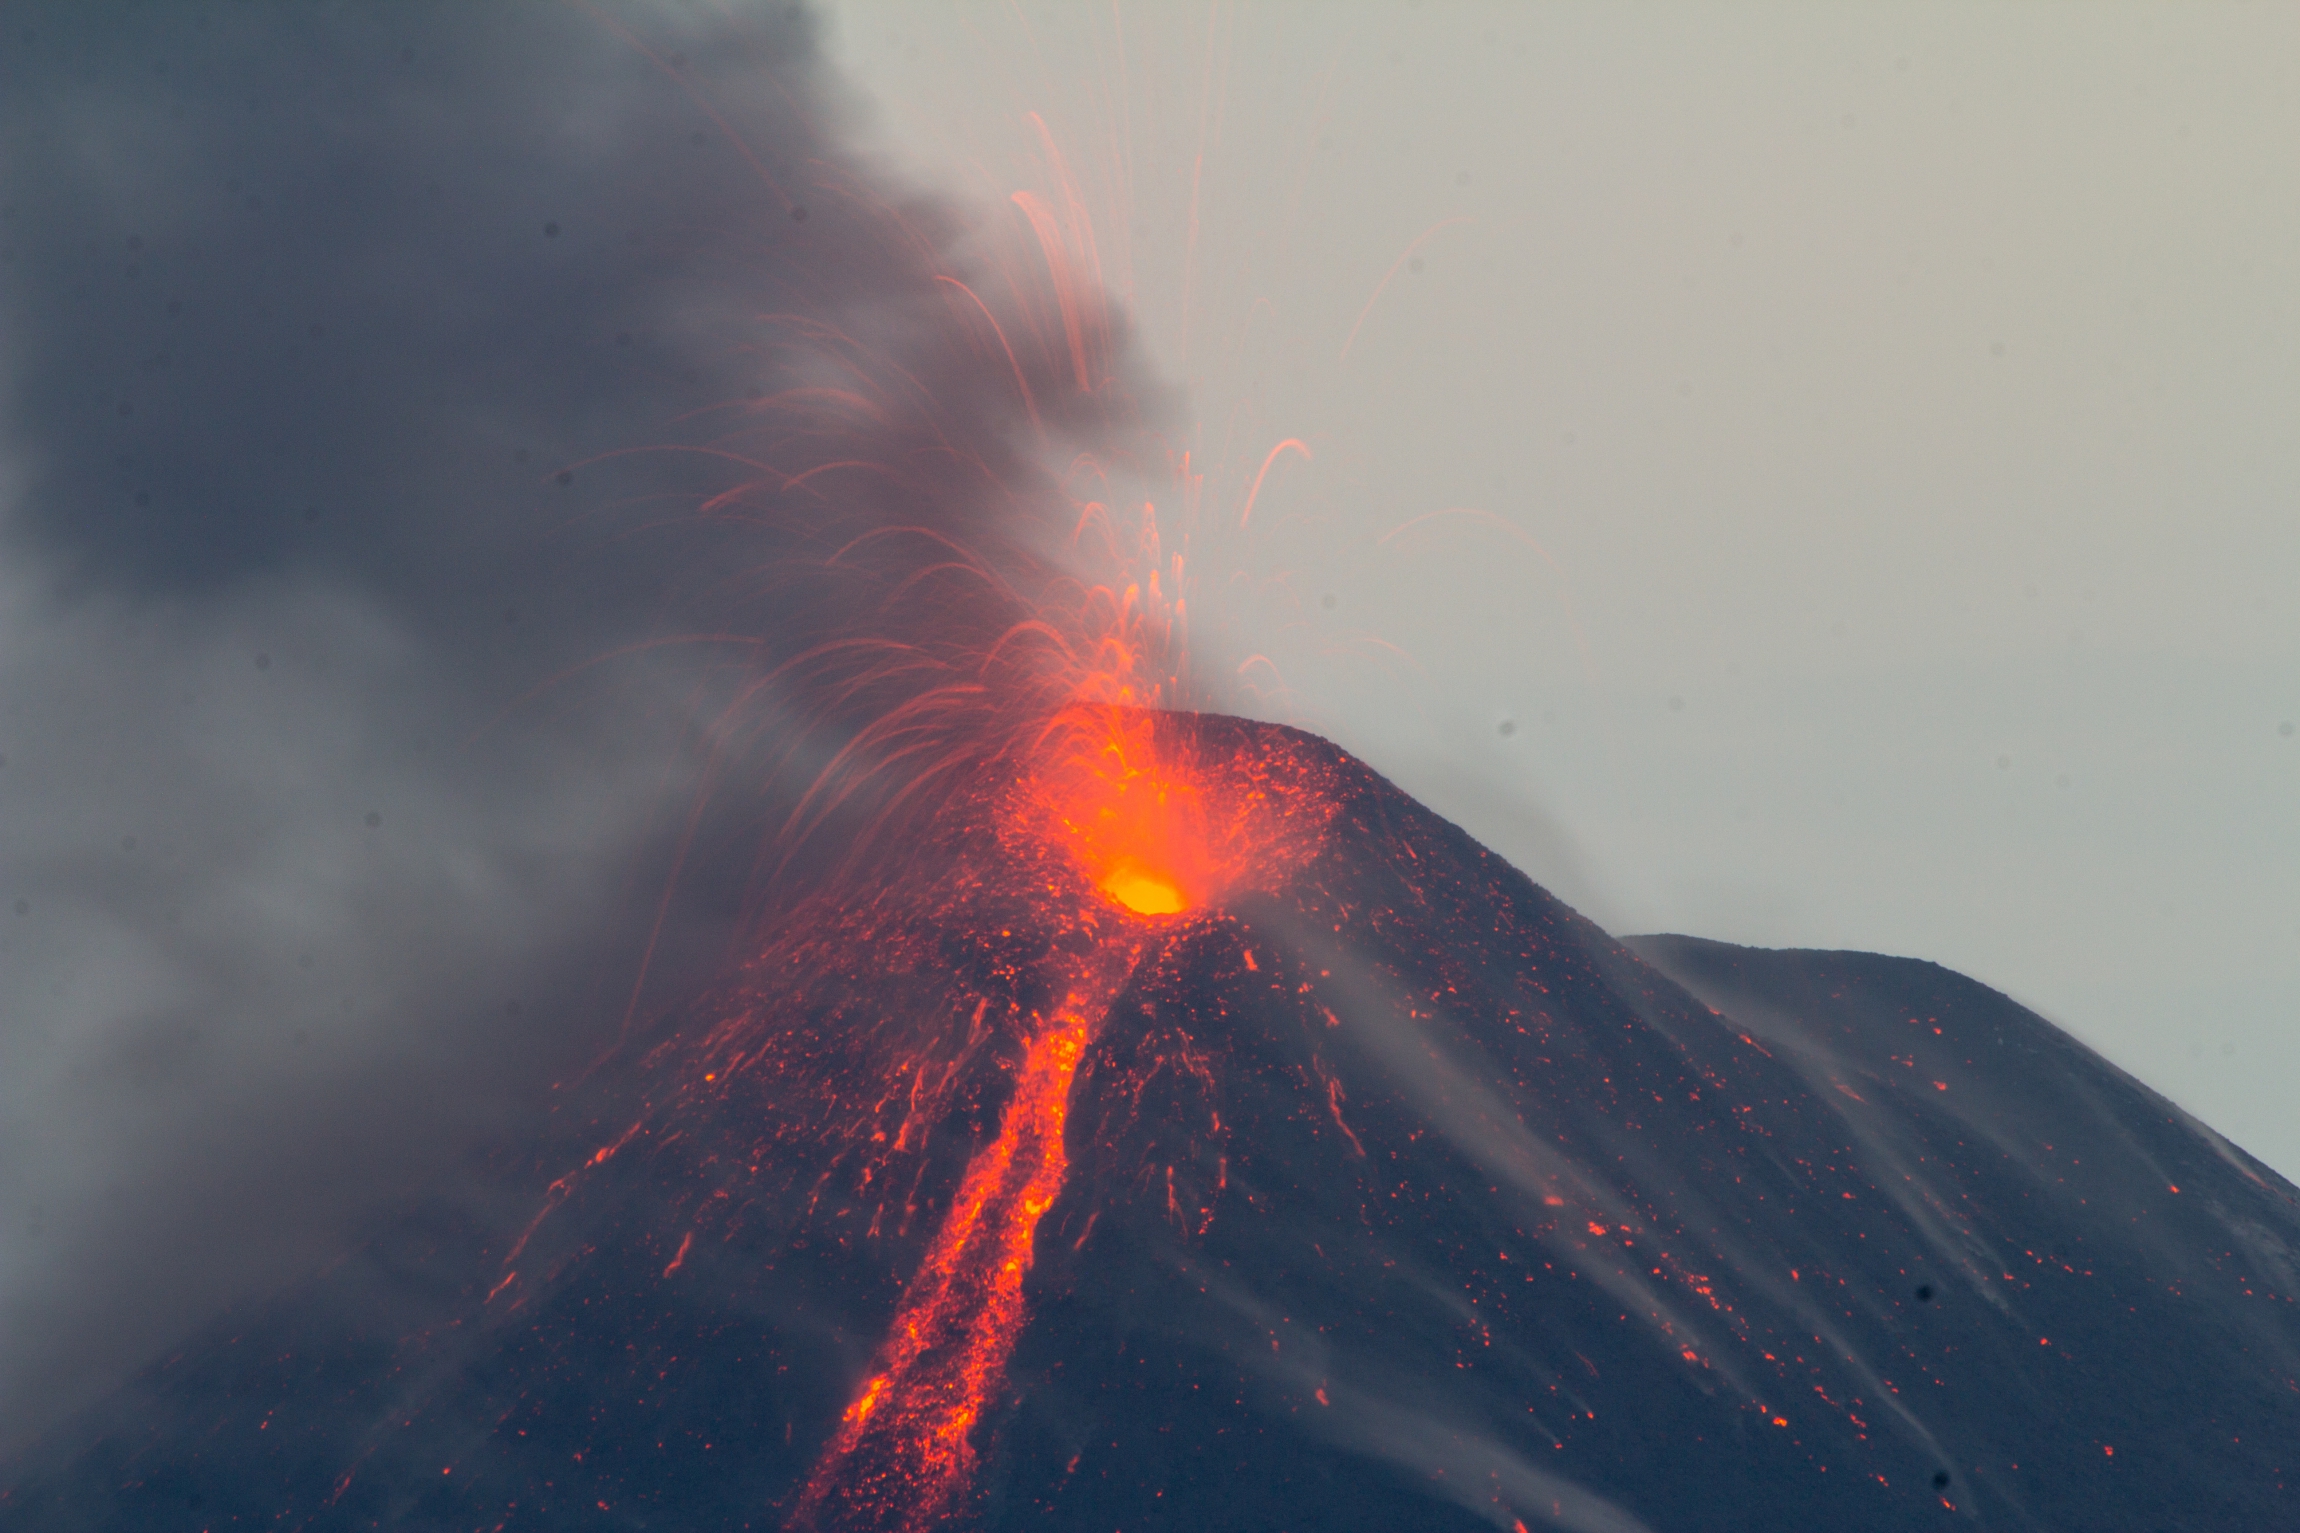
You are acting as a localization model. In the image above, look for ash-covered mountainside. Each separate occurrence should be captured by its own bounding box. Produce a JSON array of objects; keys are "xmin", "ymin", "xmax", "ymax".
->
[{"xmin": 6, "ymin": 714, "xmax": 2295, "ymax": 1533}]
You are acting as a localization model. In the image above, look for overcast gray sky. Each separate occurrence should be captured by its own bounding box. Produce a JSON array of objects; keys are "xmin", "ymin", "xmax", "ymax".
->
[{"xmin": 818, "ymin": 0, "xmax": 2300, "ymax": 1182}]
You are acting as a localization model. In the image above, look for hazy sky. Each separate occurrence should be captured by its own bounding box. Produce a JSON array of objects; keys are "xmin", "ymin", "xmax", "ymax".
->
[
  {"xmin": 818, "ymin": 1, "xmax": 2300, "ymax": 1182},
  {"xmin": 1, "ymin": 0, "xmax": 2292, "ymax": 1464}
]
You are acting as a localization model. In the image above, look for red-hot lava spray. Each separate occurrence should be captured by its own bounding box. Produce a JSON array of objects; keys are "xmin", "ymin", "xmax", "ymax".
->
[
  {"xmin": 717, "ymin": 121, "xmax": 1344, "ymax": 1516},
  {"xmin": 780, "ymin": 698, "xmax": 1334, "ymax": 1530},
  {"xmin": 484, "ymin": 53, "xmax": 1329, "ymax": 1530}
]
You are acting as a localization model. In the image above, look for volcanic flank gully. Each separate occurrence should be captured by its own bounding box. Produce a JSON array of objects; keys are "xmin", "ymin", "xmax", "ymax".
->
[{"xmin": 6, "ymin": 713, "xmax": 2295, "ymax": 1532}]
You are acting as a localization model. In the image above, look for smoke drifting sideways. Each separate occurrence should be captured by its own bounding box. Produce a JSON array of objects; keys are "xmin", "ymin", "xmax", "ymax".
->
[{"xmin": 0, "ymin": 2, "xmax": 1165, "ymax": 1457}]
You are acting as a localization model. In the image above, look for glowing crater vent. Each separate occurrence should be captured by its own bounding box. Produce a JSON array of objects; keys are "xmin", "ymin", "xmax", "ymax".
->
[
  {"xmin": 1013, "ymin": 707, "xmax": 1342, "ymax": 926},
  {"xmin": 1024, "ymin": 707, "xmax": 1224, "ymax": 919},
  {"xmin": 1099, "ymin": 857, "xmax": 1187, "ymax": 916}
]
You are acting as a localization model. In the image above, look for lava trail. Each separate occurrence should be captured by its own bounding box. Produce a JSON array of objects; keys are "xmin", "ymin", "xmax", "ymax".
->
[
  {"xmin": 782, "ymin": 707, "xmax": 1329, "ymax": 1527},
  {"xmin": 790, "ymin": 941, "xmax": 1139, "ymax": 1531}
]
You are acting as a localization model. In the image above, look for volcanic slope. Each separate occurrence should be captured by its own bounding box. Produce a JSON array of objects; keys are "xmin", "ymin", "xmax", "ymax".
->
[{"xmin": 5, "ymin": 713, "xmax": 2295, "ymax": 1532}]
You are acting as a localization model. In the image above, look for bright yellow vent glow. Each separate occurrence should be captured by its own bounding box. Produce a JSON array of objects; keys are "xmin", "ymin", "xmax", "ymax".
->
[{"xmin": 1100, "ymin": 860, "xmax": 1186, "ymax": 916}]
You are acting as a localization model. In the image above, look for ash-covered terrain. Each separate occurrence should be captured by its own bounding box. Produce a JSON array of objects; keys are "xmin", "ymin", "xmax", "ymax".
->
[{"xmin": 6, "ymin": 714, "xmax": 2293, "ymax": 1532}]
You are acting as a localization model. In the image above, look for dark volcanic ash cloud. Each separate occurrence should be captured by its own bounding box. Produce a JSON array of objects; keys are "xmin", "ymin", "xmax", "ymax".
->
[{"xmin": 0, "ymin": 2, "xmax": 1151, "ymax": 1454}]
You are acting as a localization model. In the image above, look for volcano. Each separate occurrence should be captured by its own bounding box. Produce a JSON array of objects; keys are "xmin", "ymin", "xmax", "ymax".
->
[{"xmin": 6, "ymin": 713, "xmax": 2295, "ymax": 1532}]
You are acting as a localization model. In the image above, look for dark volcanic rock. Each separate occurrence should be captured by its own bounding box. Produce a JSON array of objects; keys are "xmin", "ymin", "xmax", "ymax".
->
[{"xmin": 5, "ymin": 715, "xmax": 2295, "ymax": 1531}]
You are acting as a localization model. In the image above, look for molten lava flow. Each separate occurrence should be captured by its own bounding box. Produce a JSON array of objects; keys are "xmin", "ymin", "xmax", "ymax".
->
[
  {"xmin": 791, "ymin": 969, "xmax": 1120, "ymax": 1532},
  {"xmin": 775, "ymin": 712, "xmax": 1343, "ymax": 1528},
  {"xmin": 440, "ymin": 38, "xmax": 1365, "ymax": 1525}
]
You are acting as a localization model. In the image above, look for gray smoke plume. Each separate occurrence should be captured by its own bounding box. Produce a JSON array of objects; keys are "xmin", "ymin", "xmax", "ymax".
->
[{"xmin": 0, "ymin": 1, "xmax": 1155, "ymax": 1456}]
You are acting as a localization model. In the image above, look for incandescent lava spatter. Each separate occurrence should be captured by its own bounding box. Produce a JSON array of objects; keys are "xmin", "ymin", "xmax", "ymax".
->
[{"xmin": 5, "ymin": 712, "xmax": 2296, "ymax": 1532}]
